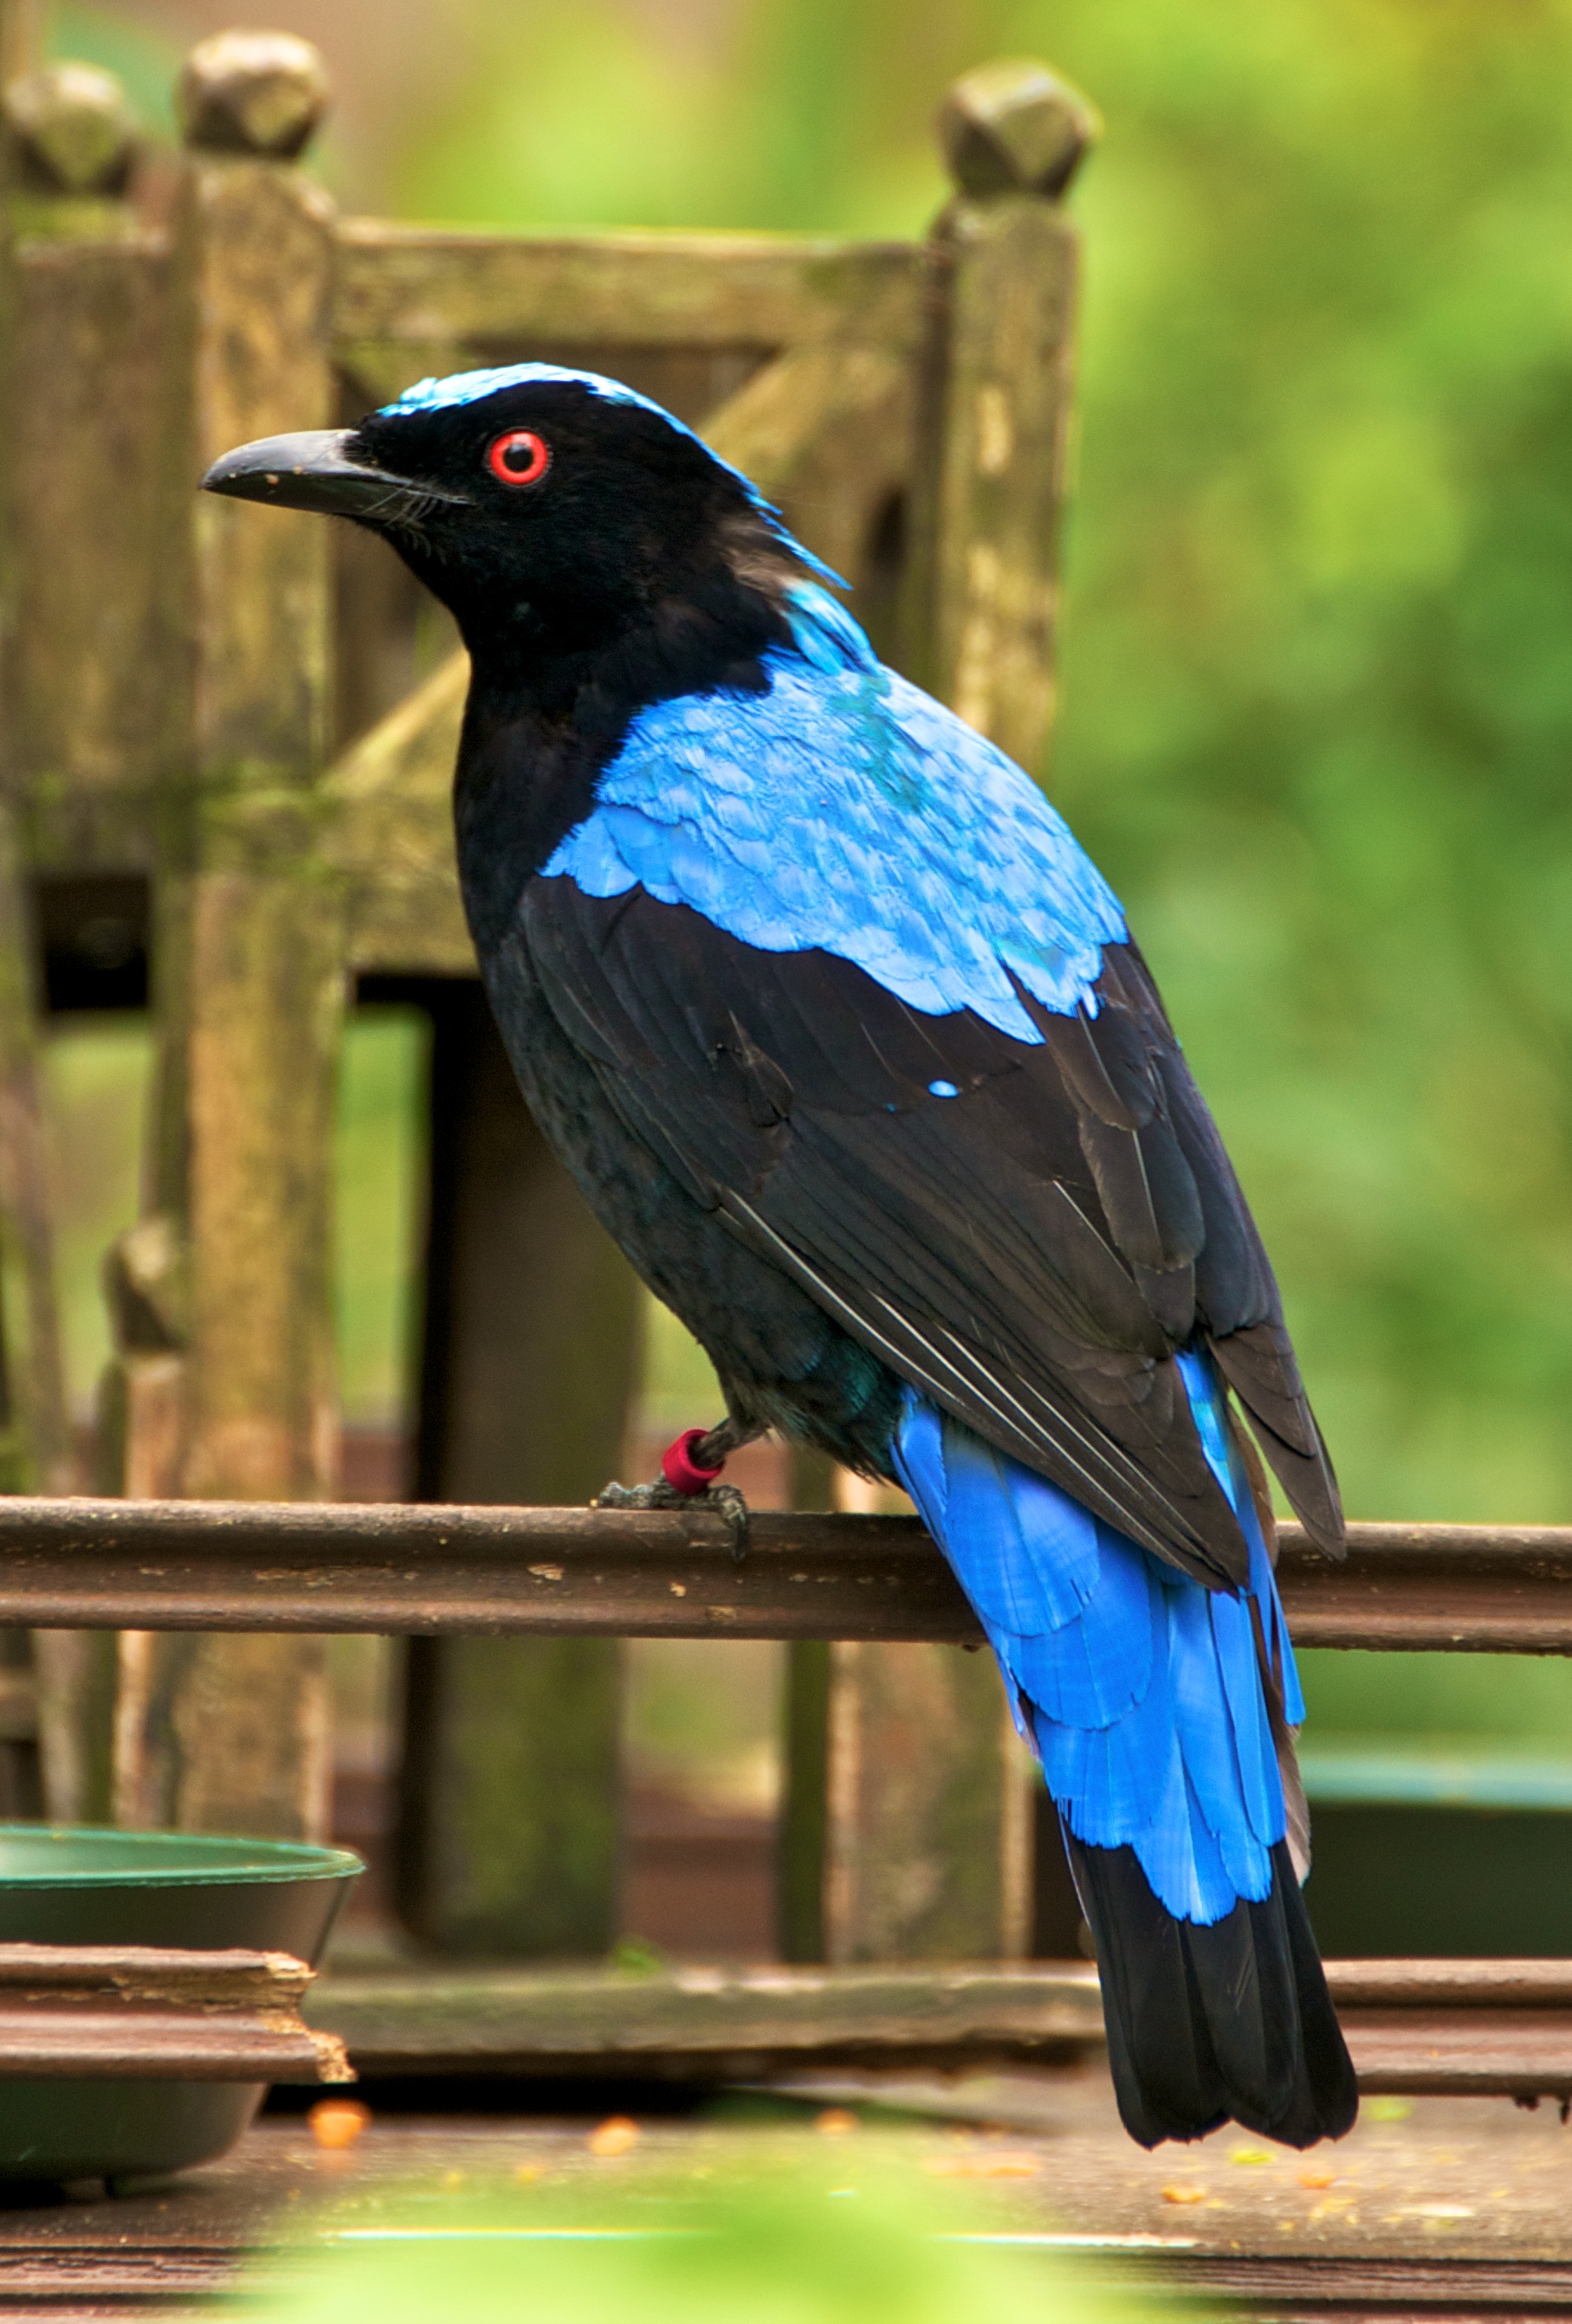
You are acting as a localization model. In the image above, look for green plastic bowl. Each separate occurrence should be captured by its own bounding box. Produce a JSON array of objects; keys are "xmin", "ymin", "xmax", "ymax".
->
[{"xmin": 0, "ymin": 1823, "xmax": 361, "ymax": 2185}]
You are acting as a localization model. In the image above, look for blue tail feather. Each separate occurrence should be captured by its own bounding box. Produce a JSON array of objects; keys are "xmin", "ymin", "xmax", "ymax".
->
[{"xmin": 891, "ymin": 1350, "xmax": 1298, "ymax": 1929}]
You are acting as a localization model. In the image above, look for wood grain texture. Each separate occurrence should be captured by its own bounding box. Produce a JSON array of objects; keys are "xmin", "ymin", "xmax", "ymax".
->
[
  {"xmin": 902, "ymin": 198, "xmax": 1081, "ymax": 771},
  {"xmin": 185, "ymin": 159, "xmax": 333, "ymax": 783},
  {"xmin": 333, "ymin": 222, "xmax": 922, "ymax": 355},
  {"xmin": 310, "ymin": 1959, "xmax": 1104, "ymax": 2076},
  {"xmin": 0, "ymin": 1503, "xmax": 1551, "ymax": 1649},
  {"xmin": 297, "ymin": 1953, "xmax": 1572, "ymax": 2099},
  {"xmin": 4, "ymin": 236, "xmax": 188, "ymax": 814},
  {"xmin": 0, "ymin": 1940, "xmax": 348, "ymax": 2084},
  {"xmin": 703, "ymin": 339, "xmax": 915, "ymax": 605},
  {"xmin": 114, "ymin": 148, "xmax": 346, "ymax": 1844},
  {"xmin": 820, "ymin": 1638, "xmax": 1033, "ymax": 1965},
  {"xmin": 320, "ymin": 650, "xmax": 470, "ymax": 972},
  {"xmin": 0, "ymin": 2070, "xmax": 1569, "ymax": 2304}
]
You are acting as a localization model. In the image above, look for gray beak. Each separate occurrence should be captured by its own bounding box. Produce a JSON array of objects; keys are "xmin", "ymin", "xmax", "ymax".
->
[{"xmin": 200, "ymin": 429, "xmax": 467, "ymax": 520}]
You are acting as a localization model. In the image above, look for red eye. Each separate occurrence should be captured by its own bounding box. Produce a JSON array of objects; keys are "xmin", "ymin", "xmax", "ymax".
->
[{"xmin": 487, "ymin": 429, "xmax": 550, "ymax": 487}]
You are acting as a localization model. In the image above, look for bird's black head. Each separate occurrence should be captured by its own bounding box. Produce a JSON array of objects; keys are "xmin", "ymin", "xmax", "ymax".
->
[{"xmin": 201, "ymin": 363, "xmax": 828, "ymax": 676}]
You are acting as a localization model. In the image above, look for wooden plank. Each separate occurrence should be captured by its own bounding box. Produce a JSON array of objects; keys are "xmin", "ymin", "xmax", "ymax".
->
[
  {"xmin": 1341, "ymin": 2011, "xmax": 1572, "ymax": 2099},
  {"xmin": 4, "ymin": 237, "xmax": 188, "ymax": 812},
  {"xmin": 303, "ymin": 1955, "xmax": 1572, "ymax": 2099},
  {"xmin": 901, "ymin": 196, "xmax": 1081, "ymax": 771},
  {"xmin": 0, "ymin": 2009, "xmax": 344, "ymax": 2080},
  {"xmin": 900, "ymin": 62, "xmax": 1096, "ymax": 767},
  {"xmin": 0, "ymin": 1500, "xmax": 970, "ymax": 1635},
  {"xmin": 1326, "ymin": 1963, "xmax": 1572, "ymax": 2098},
  {"xmin": 0, "ymin": 1941, "xmax": 348, "ymax": 2083},
  {"xmin": 1325, "ymin": 1958, "xmax": 1572, "ymax": 2006},
  {"xmin": 0, "ymin": 174, "xmax": 131, "ymax": 1829},
  {"xmin": 0, "ymin": 1942, "xmax": 312, "ymax": 1998},
  {"xmin": 333, "ymin": 222, "xmax": 922, "ymax": 356},
  {"xmin": 308, "ymin": 1959, "xmax": 1105, "ymax": 2077},
  {"xmin": 320, "ymin": 653, "xmax": 470, "ymax": 973},
  {"xmin": 0, "ymin": 1505, "xmax": 1556, "ymax": 1649},
  {"xmin": 819, "ymin": 1639, "xmax": 1033, "ymax": 1963}
]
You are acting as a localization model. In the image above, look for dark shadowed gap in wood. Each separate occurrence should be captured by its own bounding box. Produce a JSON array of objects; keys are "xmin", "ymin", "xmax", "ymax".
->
[
  {"xmin": 1032, "ymin": 1783, "xmax": 1090, "ymax": 1959},
  {"xmin": 365, "ymin": 974, "xmax": 640, "ymax": 1957},
  {"xmin": 778, "ymin": 1443, "xmax": 837, "ymax": 1963}
]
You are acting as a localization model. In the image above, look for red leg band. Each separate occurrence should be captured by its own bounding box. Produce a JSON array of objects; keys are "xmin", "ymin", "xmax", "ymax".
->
[{"xmin": 661, "ymin": 1427, "xmax": 725, "ymax": 1496}]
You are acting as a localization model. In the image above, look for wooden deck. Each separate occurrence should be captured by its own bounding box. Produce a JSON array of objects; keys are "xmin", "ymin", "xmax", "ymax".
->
[{"xmin": 0, "ymin": 2066, "xmax": 1567, "ymax": 2318}]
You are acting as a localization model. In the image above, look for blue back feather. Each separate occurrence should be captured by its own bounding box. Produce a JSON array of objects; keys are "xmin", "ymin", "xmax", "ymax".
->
[{"xmin": 543, "ymin": 584, "xmax": 1127, "ymax": 1036}]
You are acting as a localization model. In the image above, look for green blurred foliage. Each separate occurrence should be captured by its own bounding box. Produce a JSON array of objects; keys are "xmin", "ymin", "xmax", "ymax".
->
[
  {"xmin": 246, "ymin": 2150, "xmax": 1155, "ymax": 2324},
  {"xmin": 41, "ymin": 1023, "xmax": 149, "ymax": 1418},
  {"xmin": 37, "ymin": 1014, "xmax": 424, "ymax": 1431},
  {"xmin": 333, "ymin": 1010, "xmax": 426, "ymax": 1426},
  {"xmin": 49, "ymin": 3, "xmax": 178, "ymax": 138}
]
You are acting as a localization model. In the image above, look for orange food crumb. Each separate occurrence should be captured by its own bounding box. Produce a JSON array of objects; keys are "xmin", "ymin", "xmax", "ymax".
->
[
  {"xmin": 1161, "ymin": 2185, "xmax": 1207, "ymax": 2205},
  {"xmin": 307, "ymin": 2101, "xmax": 370, "ymax": 2152},
  {"xmin": 587, "ymin": 2116, "xmax": 640, "ymax": 2158},
  {"xmin": 1228, "ymin": 2146, "xmax": 1273, "ymax": 2166},
  {"xmin": 816, "ymin": 2109, "xmax": 858, "ymax": 2138},
  {"xmin": 1297, "ymin": 2167, "xmax": 1336, "ymax": 2190}
]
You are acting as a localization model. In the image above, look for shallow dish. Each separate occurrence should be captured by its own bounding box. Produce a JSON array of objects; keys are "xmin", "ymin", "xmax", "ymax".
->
[{"xmin": 0, "ymin": 1823, "xmax": 360, "ymax": 2183}]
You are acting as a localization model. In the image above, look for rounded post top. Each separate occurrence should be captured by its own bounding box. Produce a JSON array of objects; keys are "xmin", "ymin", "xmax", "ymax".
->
[
  {"xmin": 3, "ymin": 60, "xmax": 136, "ymax": 194},
  {"xmin": 177, "ymin": 29, "xmax": 330, "ymax": 159},
  {"xmin": 938, "ymin": 59, "xmax": 1100, "ymax": 202}
]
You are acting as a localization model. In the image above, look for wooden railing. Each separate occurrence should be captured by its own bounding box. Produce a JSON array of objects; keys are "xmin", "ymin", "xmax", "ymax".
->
[{"xmin": 0, "ymin": 1501, "xmax": 1563, "ymax": 1650}]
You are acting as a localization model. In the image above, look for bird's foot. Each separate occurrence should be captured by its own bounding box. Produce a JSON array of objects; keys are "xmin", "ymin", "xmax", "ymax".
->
[{"xmin": 595, "ymin": 1423, "xmax": 754, "ymax": 1561}]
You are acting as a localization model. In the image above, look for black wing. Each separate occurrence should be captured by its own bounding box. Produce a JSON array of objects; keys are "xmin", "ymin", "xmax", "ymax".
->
[{"xmin": 522, "ymin": 880, "xmax": 1342, "ymax": 1585}]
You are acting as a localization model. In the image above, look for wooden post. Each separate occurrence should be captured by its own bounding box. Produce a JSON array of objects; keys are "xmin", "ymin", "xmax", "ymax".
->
[
  {"xmin": 0, "ymin": 0, "xmax": 42, "ymax": 104},
  {"xmin": 902, "ymin": 60, "xmax": 1098, "ymax": 766},
  {"xmin": 786, "ymin": 61, "xmax": 1098, "ymax": 1964},
  {"xmin": 0, "ymin": 53, "xmax": 147, "ymax": 1821},
  {"xmin": 391, "ymin": 979, "xmax": 642, "ymax": 1956},
  {"xmin": 110, "ymin": 33, "xmax": 340, "ymax": 1841}
]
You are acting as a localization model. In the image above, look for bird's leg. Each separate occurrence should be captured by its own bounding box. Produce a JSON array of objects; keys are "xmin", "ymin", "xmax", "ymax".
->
[{"xmin": 595, "ymin": 1417, "xmax": 756, "ymax": 1560}]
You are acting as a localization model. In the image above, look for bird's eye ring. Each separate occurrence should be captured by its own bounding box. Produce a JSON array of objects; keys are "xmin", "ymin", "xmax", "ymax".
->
[{"xmin": 487, "ymin": 429, "xmax": 551, "ymax": 487}]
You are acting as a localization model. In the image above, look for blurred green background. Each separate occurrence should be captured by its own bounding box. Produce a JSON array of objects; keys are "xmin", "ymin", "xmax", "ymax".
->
[{"xmin": 41, "ymin": 0, "xmax": 1572, "ymax": 1757}]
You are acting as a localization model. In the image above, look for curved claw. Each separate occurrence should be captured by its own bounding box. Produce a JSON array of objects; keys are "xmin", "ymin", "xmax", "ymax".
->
[
  {"xmin": 593, "ymin": 1475, "xmax": 752, "ymax": 1560},
  {"xmin": 701, "ymin": 1482, "xmax": 750, "ymax": 1563}
]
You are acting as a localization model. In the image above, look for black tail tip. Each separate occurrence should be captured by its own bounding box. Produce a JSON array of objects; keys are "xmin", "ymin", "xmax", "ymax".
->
[{"xmin": 1065, "ymin": 1831, "xmax": 1359, "ymax": 2151}]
